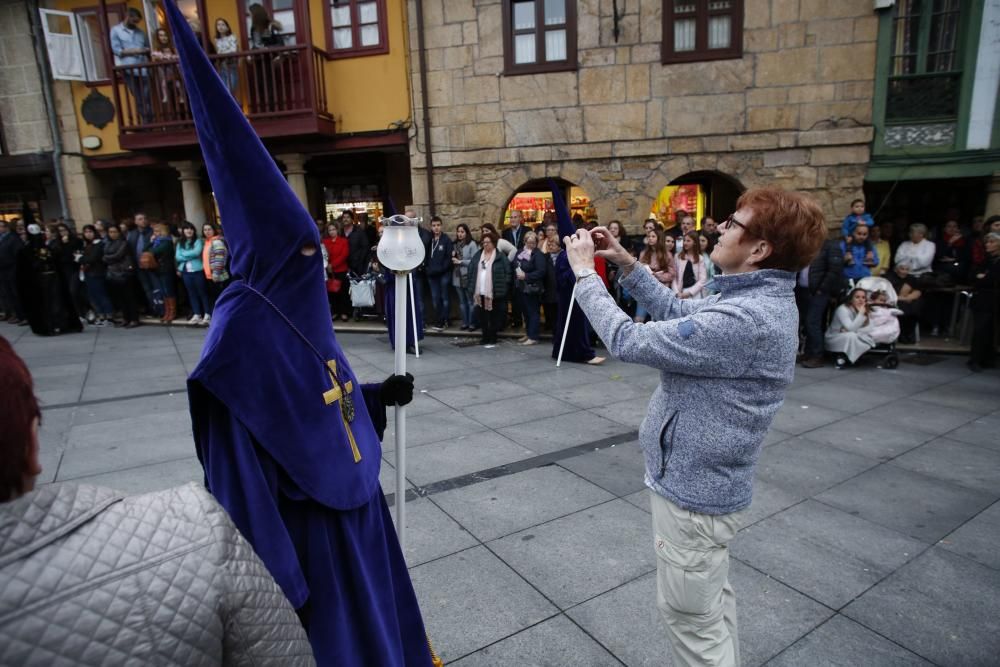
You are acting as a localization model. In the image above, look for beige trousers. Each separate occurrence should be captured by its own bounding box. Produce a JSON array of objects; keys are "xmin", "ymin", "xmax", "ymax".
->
[{"xmin": 650, "ymin": 492, "xmax": 745, "ymax": 667}]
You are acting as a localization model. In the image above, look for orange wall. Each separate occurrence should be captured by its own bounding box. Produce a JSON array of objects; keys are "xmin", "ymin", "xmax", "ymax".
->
[{"xmin": 56, "ymin": 0, "xmax": 411, "ymax": 156}]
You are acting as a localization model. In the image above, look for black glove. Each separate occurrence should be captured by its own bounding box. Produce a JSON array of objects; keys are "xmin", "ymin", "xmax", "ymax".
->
[{"xmin": 379, "ymin": 373, "xmax": 415, "ymax": 406}]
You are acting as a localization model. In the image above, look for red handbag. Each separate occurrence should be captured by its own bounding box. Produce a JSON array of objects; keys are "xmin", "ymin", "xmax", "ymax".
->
[{"xmin": 326, "ymin": 277, "xmax": 343, "ymax": 293}]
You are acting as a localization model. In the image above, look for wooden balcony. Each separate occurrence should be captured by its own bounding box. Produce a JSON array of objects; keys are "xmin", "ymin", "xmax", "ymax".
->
[{"xmin": 112, "ymin": 45, "xmax": 333, "ymax": 151}]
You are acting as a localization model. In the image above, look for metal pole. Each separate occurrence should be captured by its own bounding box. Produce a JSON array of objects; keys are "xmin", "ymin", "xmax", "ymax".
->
[
  {"xmin": 408, "ymin": 272, "xmax": 420, "ymax": 358},
  {"xmin": 393, "ymin": 271, "xmax": 408, "ymax": 550},
  {"xmin": 556, "ymin": 283, "xmax": 578, "ymax": 367}
]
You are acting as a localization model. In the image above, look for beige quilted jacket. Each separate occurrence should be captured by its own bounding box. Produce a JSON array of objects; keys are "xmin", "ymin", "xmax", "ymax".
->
[{"xmin": 0, "ymin": 482, "xmax": 315, "ymax": 666}]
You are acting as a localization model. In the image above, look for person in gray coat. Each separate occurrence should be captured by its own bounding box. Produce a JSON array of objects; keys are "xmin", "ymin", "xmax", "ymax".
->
[
  {"xmin": 563, "ymin": 187, "xmax": 827, "ymax": 667},
  {"xmin": 0, "ymin": 336, "xmax": 315, "ymax": 666}
]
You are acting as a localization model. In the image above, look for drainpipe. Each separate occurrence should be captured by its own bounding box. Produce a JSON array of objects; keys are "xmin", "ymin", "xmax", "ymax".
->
[
  {"xmin": 414, "ymin": 0, "xmax": 435, "ymax": 216},
  {"xmin": 27, "ymin": 0, "xmax": 70, "ymax": 220}
]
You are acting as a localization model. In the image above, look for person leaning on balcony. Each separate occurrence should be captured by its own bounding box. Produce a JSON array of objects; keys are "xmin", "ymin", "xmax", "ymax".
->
[
  {"xmin": 110, "ymin": 8, "xmax": 152, "ymax": 124},
  {"xmin": 247, "ymin": 3, "xmax": 284, "ymax": 112},
  {"xmin": 563, "ymin": 188, "xmax": 826, "ymax": 667},
  {"xmin": 214, "ymin": 18, "xmax": 240, "ymax": 96}
]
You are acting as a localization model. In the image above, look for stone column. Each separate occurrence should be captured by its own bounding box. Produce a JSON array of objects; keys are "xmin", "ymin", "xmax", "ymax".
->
[
  {"xmin": 169, "ymin": 161, "xmax": 207, "ymax": 225},
  {"xmin": 278, "ymin": 153, "xmax": 309, "ymax": 207},
  {"xmin": 986, "ymin": 171, "xmax": 1000, "ymax": 218}
]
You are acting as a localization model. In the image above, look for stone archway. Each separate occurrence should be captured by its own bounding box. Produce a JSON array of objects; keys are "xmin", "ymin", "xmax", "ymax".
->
[
  {"xmin": 647, "ymin": 170, "xmax": 746, "ymax": 228},
  {"xmin": 497, "ymin": 176, "xmax": 595, "ymax": 231}
]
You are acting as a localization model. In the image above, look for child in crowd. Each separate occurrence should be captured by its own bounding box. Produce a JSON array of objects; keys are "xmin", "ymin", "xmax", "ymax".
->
[
  {"xmin": 842, "ymin": 223, "xmax": 878, "ymax": 282},
  {"xmin": 842, "ymin": 198, "xmax": 875, "ymax": 241},
  {"xmin": 867, "ymin": 289, "xmax": 902, "ymax": 344}
]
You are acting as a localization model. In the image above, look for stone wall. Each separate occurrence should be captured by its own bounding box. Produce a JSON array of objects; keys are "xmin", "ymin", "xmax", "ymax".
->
[
  {"xmin": 407, "ymin": 0, "xmax": 878, "ymax": 229},
  {"xmin": 0, "ymin": 0, "xmax": 53, "ymax": 154}
]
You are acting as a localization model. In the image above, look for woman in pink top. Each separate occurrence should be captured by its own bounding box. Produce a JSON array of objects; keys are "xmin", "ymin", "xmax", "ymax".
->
[{"xmin": 672, "ymin": 231, "xmax": 708, "ymax": 299}]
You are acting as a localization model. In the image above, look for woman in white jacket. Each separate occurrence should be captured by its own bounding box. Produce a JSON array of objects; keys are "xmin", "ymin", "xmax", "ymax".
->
[
  {"xmin": 825, "ymin": 287, "xmax": 875, "ymax": 364},
  {"xmin": 894, "ymin": 223, "xmax": 935, "ymax": 277},
  {"xmin": 672, "ymin": 231, "xmax": 708, "ymax": 299}
]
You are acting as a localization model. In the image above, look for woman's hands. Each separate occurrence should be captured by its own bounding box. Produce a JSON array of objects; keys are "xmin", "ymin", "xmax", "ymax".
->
[{"xmin": 564, "ymin": 227, "xmax": 633, "ymax": 273}]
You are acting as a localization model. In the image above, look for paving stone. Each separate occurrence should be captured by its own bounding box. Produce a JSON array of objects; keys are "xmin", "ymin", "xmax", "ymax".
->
[
  {"xmin": 770, "ymin": 402, "xmax": 850, "ymax": 436},
  {"xmin": 488, "ymin": 500, "xmax": 654, "ymax": 609},
  {"xmin": 909, "ymin": 385, "xmax": 1000, "ymax": 415},
  {"xmin": 449, "ymin": 615, "xmax": 617, "ymax": 666},
  {"xmin": 68, "ymin": 456, "xmax": 204, "ymax": 495},
  {"xmin": 623, "ymin": 489, "xmax": 650, "ymax": 513},
  {"xmin": 943, "ymin": 413, "xmax": 1000, "ymax": 451},
  {"xmin": 80, "ymin": 375, "xmax": 189, "ymax": 402},
  {"xmin": 378, "ymin": 460, "xmax": 413, "ymax": 498},
  {"xmin": 799, "ymin": 414, "xmax": 937, "ymax": 460},
  {"xmin": 383, "ymin": 408, "xmax": 490, "ymax": 451},
  {"xmin": 754, "ymin": 437, "xmax": 879, "ymax": 497},
  {"xmin": 732, "ymin": 500, "xmax": 924, "ymax": 609},
  {"xmin": 890, "ymin": 437, "xmax": 1000, "ymax": 495},
  {"xmin": 460, "ymin": 392, "xmax": 577, "ymax": 429},
  {"xmin": 767, "ymin": 614, "xmax": 933, "ymax": 666},
  {"xmin": 938, "ymin": 501, "xmax": 1000, "ymax": 570},
  {"xmin": 67, "ymin": 410, "xmax": 193, "ymax": 447},
  {"xmin": 498, "ymin": 410, "xmax": 628, "ymax": 455},
  {"xmin": 57, "ymin": 435, "xmax": 195, "ymax": 480},
  {"xmin": 481, "ymin": 360, "xmax": 553, "ymax": 380},
  {"xmin": 428, "ymin": 378, "xmax": 528, "ymax": 407},
  {"xmin": 408, "ymin": 546, "xmax": 558, "ymax": 664},
  {"xmin": 382, "ymin": 431, "xmax": 535, "ymax": 487},
  {"xmin": 558, "ymin": 442, "xmax": 647, "ymax": 496},
  {"xmin": 70, "ymin": 392, "xmax": 191, "ymax": 425},
  {"xmin": 545, "ymin": 378, "xmax": 651, "ymax": 409},
  {"xmin": 784, "ymin": 381, "xmax": 899, "ymax": 413},
  {"xmin": 400, "ymin": 498, "xmax": 478, "ymax": 567},
  {"xmin": 872, "ymin": 399, "xmax": 981, "ymax": 436},
  {"xmin": 843, "ymin": 548, "xmax": 1000, "ymax": 667},
  {"xmin": 816, "ymin": 464, "xmax": 995, "ymax": 543},
  {"xmin": 742, "ymin": 479, "xmax": 805, "ymax": 528},
  {"xmin": 433, "ymin": 465, "xmax": 614, "ymax": 541},
  {"xmin": 762, "ymin": 428, "xmax": 793, "ymax": 447},
  {"xmin": 590, "ymin": 396, "xmax": 652, "ymax": 428}
]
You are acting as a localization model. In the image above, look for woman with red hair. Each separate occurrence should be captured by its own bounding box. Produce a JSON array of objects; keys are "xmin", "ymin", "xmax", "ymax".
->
[{"xmin": 563, "ymin": 187, "xmax": 826, "ymax": 667}]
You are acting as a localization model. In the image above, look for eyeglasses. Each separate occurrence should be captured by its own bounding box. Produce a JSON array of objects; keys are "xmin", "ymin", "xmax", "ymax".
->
[{"xmin": 720, "ymin": 214, "xmax": 747, "ymax": 232}]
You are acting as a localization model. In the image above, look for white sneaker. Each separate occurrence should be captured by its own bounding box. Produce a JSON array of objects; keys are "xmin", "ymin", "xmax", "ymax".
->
[
  {"xmin": 201, "ymin": 314, "xmax": 211, "ymax": 326},
  {"xmin": 187, "ymin": 315, "xmax": 203, "ymax": 324}
]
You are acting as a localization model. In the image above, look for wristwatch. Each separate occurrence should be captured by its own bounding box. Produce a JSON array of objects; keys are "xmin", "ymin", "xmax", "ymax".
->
[{"xmin": 575, "ymin": 267, "xmax": 598, "ymax": 281}]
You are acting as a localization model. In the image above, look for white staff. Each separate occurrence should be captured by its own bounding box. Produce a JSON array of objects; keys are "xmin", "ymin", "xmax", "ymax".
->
[
  {"xmin": 556, "ymin": 283, "xmax": 577, "ymax": 367},
  {"xmin": 407, "ymin": 273, "xmax": 420, "ymax": 358},
  {"xmin": 376, "ymin": 215, "xmax": 425, "ymax": 550}
]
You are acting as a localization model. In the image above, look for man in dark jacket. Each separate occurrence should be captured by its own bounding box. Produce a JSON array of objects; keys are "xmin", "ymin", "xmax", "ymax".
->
[
  {"xmin": 0, "ymin": 221, "xmax": 25, "ymax": 324},
  {"xmin": 503, "ymin": 210, "xmax": 528, "ymax": 328},
  {"xmin": 126, "ymin": 212, "xmax": 155, "ymax": 314},
  {"xmin": 796, "ymin": 237, "xmax": 844, "ymax": 367},
  {"xmin": 342, "ymin": 210, "xmax": 370, "ymax": 276},
  {"xmin": 424, "ymin": 215, "xmax": 454, "ymax": 329}
]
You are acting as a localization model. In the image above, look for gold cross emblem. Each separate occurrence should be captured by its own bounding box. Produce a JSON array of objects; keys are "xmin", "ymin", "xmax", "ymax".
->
[{"xmin": 323, "ymin": 360, "xmax": 361, "ymax": 463}]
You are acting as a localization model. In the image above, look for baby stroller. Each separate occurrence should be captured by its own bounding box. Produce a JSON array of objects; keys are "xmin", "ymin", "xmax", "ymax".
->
[
  {"xmin": 838, "ymin": 276, "xmax": 901, "ymax": 369},
  {"xmin": 349, "ymin": 271, "xmax": 378, "ymax": 321}
]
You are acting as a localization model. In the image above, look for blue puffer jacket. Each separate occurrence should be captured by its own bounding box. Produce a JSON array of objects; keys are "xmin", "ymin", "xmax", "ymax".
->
[{"xmin": 576, "ymin": 266, "xmax": 798, "ymax": 515}]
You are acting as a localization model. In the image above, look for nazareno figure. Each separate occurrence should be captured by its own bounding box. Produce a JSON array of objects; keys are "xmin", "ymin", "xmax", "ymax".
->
[{"xmin": 163, "ymin": 2, "xmax": 434, "ymax": 664}]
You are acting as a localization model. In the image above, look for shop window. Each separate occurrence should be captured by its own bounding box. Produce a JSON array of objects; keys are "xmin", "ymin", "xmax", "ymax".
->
[
  {"xmin": 661, "ymin": 0, "xmax": 743, "ymax": 64},
  {"xmin": 324, "ymin": 0, "xmax": 389, "ymax": 58},
  {"xmin": 885, "ymin": 0, "xmax": 962, "ymax": 122},
  {"xmin": 503, "ymin": 0, "xmax": 577, "ymax": 75}
]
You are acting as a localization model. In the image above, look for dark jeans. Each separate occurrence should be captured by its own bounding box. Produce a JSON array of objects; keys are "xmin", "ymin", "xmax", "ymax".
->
[
  {"xmin": 478, "ymin": 298, "xmax": 506, "ymax": 344},
  {"xmin": 509, "ymin": 287, "xmax": 523, "ymax": 327},
  {"xmin": 83, "ymin": 274, "xmax": 114, "ymax": 315},
  {"xmin": 329, "ymin": 271, "xmax": 351, "ymax": 318},
  {"xmin": 0, "ymin": 271, "xmax": 23, "ymax": 319},
  {"xmin": 518, "ymin": 290, "xmax": 541, "ymax": 341},
  {"xmin": 456, "ymin": 284, "xmax": 473, "ymax": 328},
  {"xmin": 181, "ymin": 271, "xmax": 209, "ymax": 316},
  {"xmin": 428, "ymin": 272, "xmax": 451, "ymax": 325},
  {"xmin": 801, "ymin": 290, "xmax": 831, "ymax": 357},
  {"xmin": 108, "ymin": 276, "xmax": 139, "ymax": 323},
  {"xmin": 124, "ymin": 72, "xmax": 153, "ymax": 124},
  {"xmin": 206, "ymin": 278, "xmax": 229, "ymax": 314},
  {"xmin": 542, "ymin": 301, "xmax": 556, "ymax": 332},
  {"xmin": 137, "ymin": 269, "xmax": 160, "ymax": 315}
]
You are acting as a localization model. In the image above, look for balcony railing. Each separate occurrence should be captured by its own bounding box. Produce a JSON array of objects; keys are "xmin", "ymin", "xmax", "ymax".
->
[{"xmin": 112, "ymin": 45, "xmax": 332, "ymax": 150}]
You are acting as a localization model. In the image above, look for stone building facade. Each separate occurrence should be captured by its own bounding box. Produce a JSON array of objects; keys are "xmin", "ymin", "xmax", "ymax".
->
[{"xmin": 405, "ymin": 0, "xmax": 879, "ymax": 230}]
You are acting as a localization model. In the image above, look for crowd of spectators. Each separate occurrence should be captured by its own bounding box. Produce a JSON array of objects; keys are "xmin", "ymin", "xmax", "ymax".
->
[
  {"xmin": 796, "ymin": 198, "xmax": 1000, "ymax": 371},
  {"xmin": 0, "ymin": 213, "xmax": 229, "ymax": 335}
]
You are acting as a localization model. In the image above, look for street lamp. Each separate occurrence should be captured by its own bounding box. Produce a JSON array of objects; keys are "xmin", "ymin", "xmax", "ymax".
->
[{"xmin": 376, "ymin": 214, "xmax": 426, "ymax": 550}]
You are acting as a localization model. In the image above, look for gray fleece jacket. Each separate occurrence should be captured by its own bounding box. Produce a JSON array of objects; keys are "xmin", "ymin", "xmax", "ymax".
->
[{"xmin": 575, "ymin": 264, "xmax": 798, "ymax": 515}]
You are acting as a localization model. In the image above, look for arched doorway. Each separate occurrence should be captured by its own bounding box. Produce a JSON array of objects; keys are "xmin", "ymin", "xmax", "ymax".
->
[
  {"xmin": 650, "ymin": 171, "xmax": 745, "ymax": 231},
  {"xmin": 501, "ymin": 178, "xmax": 594, "ymax": 231}
]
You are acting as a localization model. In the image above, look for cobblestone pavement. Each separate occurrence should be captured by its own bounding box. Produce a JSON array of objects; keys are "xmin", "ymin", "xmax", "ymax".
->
[{"xmin": 6, "ymin": 320, "xmax": 999, "ymax": 666}]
